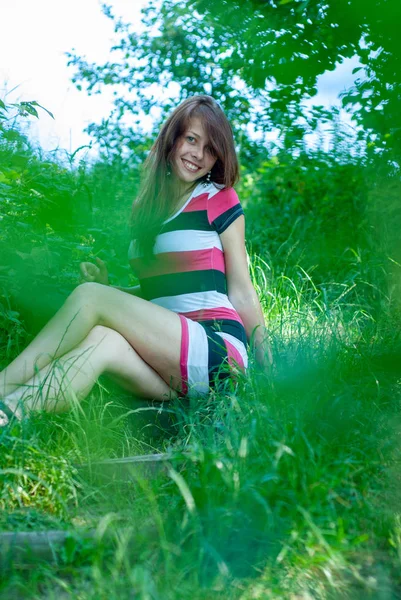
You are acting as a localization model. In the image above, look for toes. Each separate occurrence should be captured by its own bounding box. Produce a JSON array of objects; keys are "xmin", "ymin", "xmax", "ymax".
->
[{"xmin": 0, "ymin": 410, "xmax": 9, "ymax": 427}]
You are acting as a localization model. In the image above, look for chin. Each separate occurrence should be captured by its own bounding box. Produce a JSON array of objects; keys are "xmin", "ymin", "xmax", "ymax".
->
[
  {"xmin": 181, "ymin": 171, "xmax": 198, "ymax": 181},
  {"xmin": 178, "ymin": 169, "xmax": 203, "ymax": 183}
]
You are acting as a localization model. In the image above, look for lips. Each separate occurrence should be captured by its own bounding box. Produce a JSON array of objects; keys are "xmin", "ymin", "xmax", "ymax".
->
[{"xmin": 182, "ymin": 158, "xmax": 201, "ymax": 173}]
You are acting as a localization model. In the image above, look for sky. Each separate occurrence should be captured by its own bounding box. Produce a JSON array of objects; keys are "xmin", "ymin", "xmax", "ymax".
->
[{"xmin": 0, "ymin": 0, "xmax": 361, "ymax": 161}]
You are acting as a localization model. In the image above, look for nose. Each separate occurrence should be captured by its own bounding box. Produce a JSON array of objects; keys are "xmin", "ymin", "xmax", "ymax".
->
[{"xmin": 191, "ymin": 144, "xmax": 204, "ymax": 162}]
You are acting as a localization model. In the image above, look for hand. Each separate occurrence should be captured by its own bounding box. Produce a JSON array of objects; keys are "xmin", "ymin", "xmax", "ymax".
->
[
  {"xmin": 253, "ymin": 334, "xmax": 273, "ymax": 371},
  {"xmin": 255, "ymin": 343, "xmax": 273, "ymax": 370},
  {"xmin": 79, "ymin": 257, "xmax": 109, "ymax": 285}
]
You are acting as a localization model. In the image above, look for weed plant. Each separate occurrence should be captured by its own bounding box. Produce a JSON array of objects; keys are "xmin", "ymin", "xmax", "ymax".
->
[
  {"xmin": 1, "ymin": 113, "xmax": 401, "ymax": 598},
  {"xmin": 1, "ymin": 252, "xmax": 401, "ymax": 598}
]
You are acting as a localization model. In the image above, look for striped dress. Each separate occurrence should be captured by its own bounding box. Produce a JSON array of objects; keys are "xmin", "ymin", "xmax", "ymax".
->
[{"xmin": 128, "ymin": 181, "xmax": 248, "ymax": 396}]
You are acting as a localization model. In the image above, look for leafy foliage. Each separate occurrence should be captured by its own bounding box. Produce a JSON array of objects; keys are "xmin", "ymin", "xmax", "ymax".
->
[
  {"xmin": 186, "ymin": 0, "xmax": 401, "ymax": 160},
  {"xmin": 1, "ymin": 2, "xmax": 401, "ymax": 595},
  {"xmin": 66, "ymin": 0, "xmax": 266, "ymax": 159},
  {"xmin": 67, "ymin": 0, "xmax": 401, "ymax": 164}
]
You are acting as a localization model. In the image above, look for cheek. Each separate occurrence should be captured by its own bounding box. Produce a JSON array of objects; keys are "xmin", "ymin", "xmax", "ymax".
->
[
  {"xmin": 174, "ymin": 142, "xmax": 188, "ymax": 163},
  {"xmin": 207, "ymin": 156, "xmax": 218, "ymax": 171},
  {"xmin": 176, "ymin": 139, "xmax": 187, "ymax": 152}
]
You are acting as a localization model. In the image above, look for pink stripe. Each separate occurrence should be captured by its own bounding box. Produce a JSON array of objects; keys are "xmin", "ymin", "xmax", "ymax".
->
[
  {"xmin": 184, "ymin": 189, "xmax": 239, "ymax": 224},
  {"xmin": 129, "ymin": 248, "xmax": 225, "ymax": 279},
  {"xmin": 223, "ymin": 338, "xmax": 245, "ymax": 370},
  {"xmin": 180, "ymin": 307, "xmax": 244, "ymax": 325},
  {"xmin": 183, "ymin": 193, "xmax": 209, "ymax": 213},
  {"xmin": 207, "ymin": 188, "xmax": 239, "ymax": 223},
  {"xmin": 178, "ymin": 315, "xmax": 189, "ymax": 395}
]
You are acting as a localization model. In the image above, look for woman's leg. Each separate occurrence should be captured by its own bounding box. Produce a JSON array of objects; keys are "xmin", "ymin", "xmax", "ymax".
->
[
  {"xmin": 0, "ymin": 282, "xmax": 183, "ymax": 398},
  {"xmin": 3, "ymin": 325, "xmax": 176, "ymax": 420}
]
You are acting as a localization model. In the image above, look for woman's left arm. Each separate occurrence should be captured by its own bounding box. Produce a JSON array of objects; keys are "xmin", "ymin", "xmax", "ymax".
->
[{"xmin": 220, "ymin": 215, "xmax": 271, "ymax": 368}]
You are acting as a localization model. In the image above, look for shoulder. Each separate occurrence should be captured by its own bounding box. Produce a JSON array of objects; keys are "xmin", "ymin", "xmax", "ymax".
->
[
  {"xmin": 208, "ymin": 185, "xmax": 241, "ymax": 217},
  {"xmin": 207, "ymin": 185, "xmax": 244, "ymax": 233},
  {"xmin": 214, "ymin": 186, "xmax": 240, "ymax": 204}
]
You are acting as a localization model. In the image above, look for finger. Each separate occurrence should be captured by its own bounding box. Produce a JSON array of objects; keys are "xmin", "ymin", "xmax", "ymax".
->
[
  {"xmin": 96, "ymin": 257, "xmax": 108, "ymax": 275},
  {"xmin": 80, "ymin": 261, "xmax": 92, "ymax": 275}
]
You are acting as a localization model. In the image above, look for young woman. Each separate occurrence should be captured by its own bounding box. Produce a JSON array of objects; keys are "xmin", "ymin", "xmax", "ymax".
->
[{"xmin": 0, "ymin": 95, "xmax": 267, "ymax": 426}]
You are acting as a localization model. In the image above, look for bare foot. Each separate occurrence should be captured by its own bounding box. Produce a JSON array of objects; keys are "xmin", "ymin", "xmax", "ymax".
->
[{"xmin": 0, "ymin": 400, "xmax": 20, "ymax": 428}]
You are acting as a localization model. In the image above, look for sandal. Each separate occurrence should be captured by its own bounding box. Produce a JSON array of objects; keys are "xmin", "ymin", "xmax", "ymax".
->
[{"xmin": 0, "ymin": 400, "xmax": 20, "ymax": 428}]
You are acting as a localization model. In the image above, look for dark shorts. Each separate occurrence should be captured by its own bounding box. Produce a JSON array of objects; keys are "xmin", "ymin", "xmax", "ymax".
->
[{"xmin": 178, "ymin": 316, "xmax": 248, "ymax": 397}]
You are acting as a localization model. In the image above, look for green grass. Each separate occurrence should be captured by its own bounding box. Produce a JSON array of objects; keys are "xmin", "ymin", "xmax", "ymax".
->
[{"xmin": 1, "ymin": 260, "xmax": 401, "ymax": 599}]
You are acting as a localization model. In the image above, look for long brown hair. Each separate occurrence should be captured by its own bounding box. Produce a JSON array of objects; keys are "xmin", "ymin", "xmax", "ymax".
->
[{"xmin": 130, "ymin": 95, "xmax": 239, "ymax": 257}]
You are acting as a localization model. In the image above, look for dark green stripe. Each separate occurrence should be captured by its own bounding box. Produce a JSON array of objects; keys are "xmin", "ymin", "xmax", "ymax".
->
[
  {"xmin": 141, "ymin": 269, "xmax": 227, "ymax": 299},
  {"xmin": 162, "ymin": 210, "xmax": 210, "ymax": 234},
  {"xmin": 212, "ymin": 205, "xmax": 244, "ymax": 234},
  {"xmin": 200, "ymin": 319, "xmax": 247, "ymax": 346}
]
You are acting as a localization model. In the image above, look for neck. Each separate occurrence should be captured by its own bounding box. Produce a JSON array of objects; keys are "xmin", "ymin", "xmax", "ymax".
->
[{"xmin": 172, "ymin": 177, "xmax": 198, "ymax": 201}]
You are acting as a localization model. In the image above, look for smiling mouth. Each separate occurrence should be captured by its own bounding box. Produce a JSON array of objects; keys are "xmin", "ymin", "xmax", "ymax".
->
[{"xmin": 182, "ymin": 159, "xmax": 201, "ymax": 173}]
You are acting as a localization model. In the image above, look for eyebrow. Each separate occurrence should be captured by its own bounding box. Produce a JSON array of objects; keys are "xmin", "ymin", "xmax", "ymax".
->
[{"xmin": 187, "ymin": 130, "xmax": 202, "ymax": 139}]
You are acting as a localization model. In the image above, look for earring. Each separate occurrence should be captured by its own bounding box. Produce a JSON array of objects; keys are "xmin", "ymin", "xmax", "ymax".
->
[
  {"xmin": 166, "ymin": 163, "xmax": 171, "ymax": 176},
  {"xmin": 203, "ymin": 171, "xmax": 212, "ymax": 187}
]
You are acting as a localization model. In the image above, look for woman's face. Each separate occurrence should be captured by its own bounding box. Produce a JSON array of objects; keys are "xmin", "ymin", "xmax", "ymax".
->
[{"xmin": 172, "ymin": 117, "xmax": 217, "ymax": 186}]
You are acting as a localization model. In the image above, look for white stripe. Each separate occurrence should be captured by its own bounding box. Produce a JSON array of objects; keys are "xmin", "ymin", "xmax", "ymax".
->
[
  {"xmin": 186, "ymin": 318, "xmax": 210, "ymax": 396},
  {"xmin": 128, "ymin": 183, "xmax": 225, "ymax": 260},
  {"xmin": 154, "ymin": 230, "xmax": 222, "ymax": 254},
  {"xmin": 204, "ymin": 182, "xmax": 225, "ymax": 200},
  {"xmin": 129, "ymin": 230, "xmax": 222, "ymax": 258},
  {"xmin": 151, "ymin": 291, "xmax": 236, "ymax": 313},
  {"xmin": 216, "ymin": 332, "xmax": 249, "ymax": 369}
]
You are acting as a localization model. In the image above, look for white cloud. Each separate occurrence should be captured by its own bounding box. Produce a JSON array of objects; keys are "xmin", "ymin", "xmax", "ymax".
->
[{"xmin": 0, "ymin": 0, "xmax": 147, "ymax": 159}]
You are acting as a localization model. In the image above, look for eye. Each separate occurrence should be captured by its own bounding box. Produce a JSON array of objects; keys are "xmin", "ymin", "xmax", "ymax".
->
[{"xmin": 186, "ymin": 136, "xmax": 196, "ymax": 143}]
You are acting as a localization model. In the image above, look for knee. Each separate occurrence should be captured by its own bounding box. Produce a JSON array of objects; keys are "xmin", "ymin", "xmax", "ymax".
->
[
  {"xmin": 68, "ymin": 282, "xmax": 102, "ymax": 308},
  {"xmin": 72, "ymin": 281, "xmax": 101, "ymax": 299},
  {"xmin": 85, "ymin": 325, "xmax": 128, "ymax": 355},
  {"xmin": 88, "ymin": 326, "xmax": 133, "ymax": 372}
]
